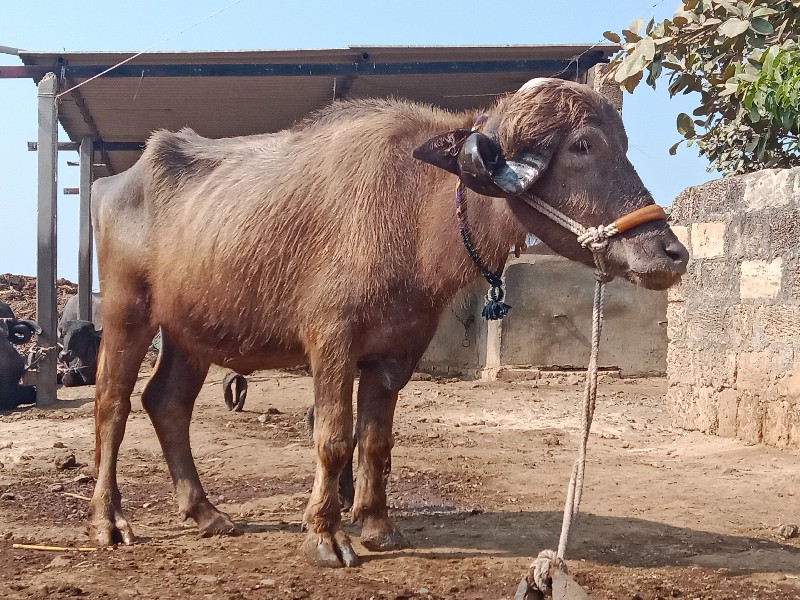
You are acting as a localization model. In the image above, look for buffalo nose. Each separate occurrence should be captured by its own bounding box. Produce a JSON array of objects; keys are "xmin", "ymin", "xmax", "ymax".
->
[{"xmin": 663, "ymin": 238, "xmax": 689, "ymax": 272}]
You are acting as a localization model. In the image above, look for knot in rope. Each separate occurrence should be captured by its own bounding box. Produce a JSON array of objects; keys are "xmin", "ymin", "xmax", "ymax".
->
[
  {"xmin": 576, "ymin": 223, "xmax": 618, "ymax": 250},
  {"xmin": 531, "ymin": 550, "xmax": 567, "ymax": 596},
  {"xmin": 27, "ymin": 346, "xmax": 57, "ymax": 370}
]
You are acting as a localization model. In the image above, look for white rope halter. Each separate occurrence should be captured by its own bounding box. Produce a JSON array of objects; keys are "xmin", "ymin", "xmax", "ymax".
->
[{"xmin": 515, "ymin": 195, "xmax": 667, "ymax": 598}]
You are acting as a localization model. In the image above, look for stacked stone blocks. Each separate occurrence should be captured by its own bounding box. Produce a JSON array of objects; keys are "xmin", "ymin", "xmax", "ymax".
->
[{"xmin": 668, "ymin": 168, "xmax": 800, "ymax": 447}]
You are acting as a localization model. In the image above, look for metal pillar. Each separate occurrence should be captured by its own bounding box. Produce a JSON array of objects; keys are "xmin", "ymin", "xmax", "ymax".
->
[
  {"xmin": 78, "ymin": 138, "xmax": 93, "ymax": 321},
  {"xmin": 36, "ymin": 72, "xmax": 59, "ymax": 407}
]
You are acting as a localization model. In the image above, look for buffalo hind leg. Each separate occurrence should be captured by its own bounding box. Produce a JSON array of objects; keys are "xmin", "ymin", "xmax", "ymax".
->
[
  {"xmin": 301, "ymin": 349, "xmax": 358, "ymax": 567},
  {"xmin": 353, "ymin": 361, "xmax": 410, "ymax": 551},
  {"xmin": 88, "ymin": 319, "xmax": 156, "ymax": 546},
  {"xmin": 141, "ymin": 336, "xmax": 236, "ymax": 537}
]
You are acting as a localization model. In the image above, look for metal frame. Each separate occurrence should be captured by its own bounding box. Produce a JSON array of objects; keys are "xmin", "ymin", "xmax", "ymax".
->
[
  {"xmin": 36, "ymin": 73, "xmax": 59, "ymax": 407},
  {"xmin": 78, "ymin": 138, "xmax": 93, "ymax": 323},
  {"xmin": 1, "ymin": 53, "xmax": 606, "ymax": 81}
]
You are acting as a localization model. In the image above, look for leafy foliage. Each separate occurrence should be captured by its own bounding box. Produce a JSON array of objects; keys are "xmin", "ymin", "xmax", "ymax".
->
[{"xmin": 604, "ymin": 0, "xmax": 800, "ymax": 175}]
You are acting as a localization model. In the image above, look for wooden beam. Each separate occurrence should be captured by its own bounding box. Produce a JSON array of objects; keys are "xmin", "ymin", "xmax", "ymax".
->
[
  {"xmin": 36, "ymin": 72, "xmax": 59, "ymax": 407},
  {"xmin": 78, "ymin": 138, "xmax": 94, "ymax": 323}
]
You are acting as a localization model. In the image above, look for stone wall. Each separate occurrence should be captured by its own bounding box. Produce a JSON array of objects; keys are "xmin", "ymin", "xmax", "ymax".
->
[{"xmin": 667, "ymin": 167, "xmax": 800, "ymax": 448}]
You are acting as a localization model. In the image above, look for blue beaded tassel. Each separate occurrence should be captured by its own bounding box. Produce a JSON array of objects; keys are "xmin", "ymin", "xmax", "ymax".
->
[{"xmin": 455, "ymin": 182, "xmax": 511, "ymax": 321}]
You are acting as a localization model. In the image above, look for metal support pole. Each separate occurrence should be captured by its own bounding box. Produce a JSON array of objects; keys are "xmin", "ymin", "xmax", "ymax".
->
[
  {"xmin": 36, "ymin": 72, "xmax": 59, "ymax": 407},
  {"xmin": 78, "ymin": 138, "xmax": 94, "ymax": 322}
]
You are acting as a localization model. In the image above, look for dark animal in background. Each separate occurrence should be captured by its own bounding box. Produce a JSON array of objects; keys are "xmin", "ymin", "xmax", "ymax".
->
[
  {"xmin": 58, "ymin": 292, "xmax": 102, "ymax": 338},
  {"xmin": 222, "ymin": 372, "xmax": 247, "ymax": 411},
  {"xmin": 87, "ymin": 78, "xmax": 687, "ymax": 567},
  {"xmin": 58, "ymin": 320, "xmax": 101, "ymax": 387},
  {"xmin": 0, "ymin": 301, "xmax": 40, "ymax": 410}
]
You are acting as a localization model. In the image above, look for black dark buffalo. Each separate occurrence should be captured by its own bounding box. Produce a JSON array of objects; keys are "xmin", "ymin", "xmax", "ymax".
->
[
  {"xmin": 0, "ymin": 302, "xmax": 40, "ymax": 410},
  {"xmin": 58, "ymin": 320, "xmax": 101, "ymax": 387},
  {"xmin": 58, "ymin": 292, "xmax": 102, "ymax": 338}
]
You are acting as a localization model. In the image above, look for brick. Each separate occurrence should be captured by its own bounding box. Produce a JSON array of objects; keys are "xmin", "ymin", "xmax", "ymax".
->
[
  {"xmin": 729, "ymin": 214, "xmax": 770, "ymax": 259},
  {"xmin": 740, "ymin": 258, "xmax": 783, "ymax": 299},
  {"xmin": 790, "ymin": 404, "xmax": 800, "ymax": 447},
  {"xmin": 770, "ymin": 210, "xmax": 800, "ymax": 256},
  {"xmin": 763, "ymin": 400, "xmax": 793, "ymax": 447},
  {"xmin": 665, "ymin": 301, "xmax": 685, "ymax": 342},
  {"xmin": 743, "ymin": 169, "xmax": 794, "ymax": 212},
  {"xmin": 737, "ymin": 350, "xmax": 779, "ymax": 391},
  {"xmin": 716, "ymin": 388, "xmax": 739, "ymax": 437},
  {"xmin": 696, "ymin": 260, "xmax": 737, "ymax": 300},
  {"xmin": 671, "ymin": 186, "xmax": 700, "ymax": 223},
  {"xmin": 754, "ymin": 305, "xmax": 800, "ymax": 343},
  {"xmin": 789, "ymin": 257, "xmax": 800, "ymax": 301},
  {"xmin": 683, "ymin": 302, "xmax": 730, "ymax": 348},
  {"xmin": 671, "ymin": 224, "xmax": 689, "ymax": 248},
  {"xmin": 691, "ymin": 221, "xmax": 726, "ymax": 258},
  {"xmin": 731, "ymin": 305, "xmax": 755, "ymax": 348},
  {"xmin": 777, "ymin": 357, "xmax": 800, "ymax": 400},
  {"xmin": 736, "ymin": 392, "xmax": 765, "ymax": 444},
  {"xmin": 695, "ymin": 386, "xmax": 719, "ymax": 433},
  {"xmin": 667, "ymin": 384, "xmax": 697, "ymax": 430},
  {"xmin": 692, "ymin": 178, "xmax": 740, "ymax": 217}
]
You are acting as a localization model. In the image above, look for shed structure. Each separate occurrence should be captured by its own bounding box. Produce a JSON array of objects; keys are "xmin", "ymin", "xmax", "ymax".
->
[{"xmin": 1, "ymin": 44, "xmax": 616, "ymax": 405}]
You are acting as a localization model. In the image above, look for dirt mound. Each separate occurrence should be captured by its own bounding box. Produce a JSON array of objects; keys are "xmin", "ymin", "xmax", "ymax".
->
[{"xmin": 0, "ymin": 274, "xmax": 77, "ymax": 322}]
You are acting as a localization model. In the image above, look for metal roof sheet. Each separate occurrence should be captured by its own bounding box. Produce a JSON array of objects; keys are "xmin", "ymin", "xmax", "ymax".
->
[{"xmin": 17, "ymin": 45, "xmax": 616, "ymax": 176}]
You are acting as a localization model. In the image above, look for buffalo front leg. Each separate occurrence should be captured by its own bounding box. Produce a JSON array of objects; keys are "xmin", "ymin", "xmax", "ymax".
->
[
  {"xmin": 301, "ymin": 353, "xmax": 359, "ymax": 567},
  {"xmin": 353, "ymin": 366, "xmax": 409, "ymax": 551},
  {"xmin": 89, "ymin": 324, "xmax": 156, "ymax": 546},
  {"xmin": 141, "ymin": 336, "xmax": 236, "ymax": 537}
]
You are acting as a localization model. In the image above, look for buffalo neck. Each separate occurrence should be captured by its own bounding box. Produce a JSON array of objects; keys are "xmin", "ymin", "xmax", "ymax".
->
[{"xmin": 418, "ymin": 177, "xmax": 525, "ymax": 309}]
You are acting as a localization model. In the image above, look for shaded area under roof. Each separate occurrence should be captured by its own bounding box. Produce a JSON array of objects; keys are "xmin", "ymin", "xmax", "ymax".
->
[{"xmin": 17, "ymin": 45, "xmax": 615, "ymax": 176}]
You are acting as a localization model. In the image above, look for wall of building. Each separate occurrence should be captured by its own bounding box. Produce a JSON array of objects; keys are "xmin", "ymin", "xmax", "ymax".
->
[
  {"xmin": 667, "ymin": 168, "xmax": 800, "ymax": 448},
  {"xmin": 419, "ymin": 250, "xmax": 669, "ymax": 378},
  {"xmin": 500, "ymin": 254, "xmax": 668, "ymax": 375}
]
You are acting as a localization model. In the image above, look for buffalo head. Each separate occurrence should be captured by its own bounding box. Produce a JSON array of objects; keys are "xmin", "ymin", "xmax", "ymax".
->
[
  {"xmin": 414, "ymin": 78, "xmax": 688, "ymax": 290},
  {"xmin": 59, "ymin": 320, "xmax": 101, "ymax": 386}
]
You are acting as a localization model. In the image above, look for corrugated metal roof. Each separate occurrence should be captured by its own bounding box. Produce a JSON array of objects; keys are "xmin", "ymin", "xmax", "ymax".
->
[{"xmin": 19, "ymin": 45, "xmax": 615, "ymax": 176}]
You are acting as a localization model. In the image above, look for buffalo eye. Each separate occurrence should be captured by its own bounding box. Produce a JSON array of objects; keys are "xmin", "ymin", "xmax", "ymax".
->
[{"xmin": 572, "ymin": 139, "xmax": 591, "ymax": 154}]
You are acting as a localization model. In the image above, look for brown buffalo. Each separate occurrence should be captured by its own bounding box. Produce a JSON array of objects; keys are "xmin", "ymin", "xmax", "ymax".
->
[{"xmin": 88, "ymin": 78, "xmax": 688, "ymax": 567}]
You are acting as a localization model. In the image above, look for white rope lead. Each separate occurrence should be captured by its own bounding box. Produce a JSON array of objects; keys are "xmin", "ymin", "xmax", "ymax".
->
[{"xmin": 516, "ymin": 193, "xmax": 620, "ymax": 598}]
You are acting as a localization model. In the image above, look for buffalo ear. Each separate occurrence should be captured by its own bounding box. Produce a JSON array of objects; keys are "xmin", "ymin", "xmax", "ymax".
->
[{"xmin": 412, "ymin": 129, "xmax": 473, "ymax": 175}]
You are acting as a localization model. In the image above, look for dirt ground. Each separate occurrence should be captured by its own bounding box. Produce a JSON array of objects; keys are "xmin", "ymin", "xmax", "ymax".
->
[{"xmin": 1, "ymin": 368, "xmax": 799, "ymax": 600}]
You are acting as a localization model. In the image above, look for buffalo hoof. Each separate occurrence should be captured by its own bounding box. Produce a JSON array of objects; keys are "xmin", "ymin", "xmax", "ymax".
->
[
  {"xmin": 301, "ymin": 530, "xmax": 360, "ymax": 568},
  {"xmin": 360, "ymin": 519, "xmax": 409, "ymax": 552},
  {"xmin": 87, "ymin": 508, "xmax": 136, "ymax": 546},
  {"xmin": 197, "ymin": 509, "xmax": 240, "ymax": 538}
]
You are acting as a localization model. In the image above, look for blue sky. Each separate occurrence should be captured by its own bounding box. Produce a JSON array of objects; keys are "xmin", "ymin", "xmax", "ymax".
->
[{"xmin": 0, "ymin": 0, "xmax": 715, "ymax": 281}]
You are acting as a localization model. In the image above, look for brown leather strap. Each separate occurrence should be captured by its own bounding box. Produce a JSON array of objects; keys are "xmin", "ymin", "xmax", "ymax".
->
[{"xmin": 613, "ymin": 204, "xmax": 668, "ymax": 234}]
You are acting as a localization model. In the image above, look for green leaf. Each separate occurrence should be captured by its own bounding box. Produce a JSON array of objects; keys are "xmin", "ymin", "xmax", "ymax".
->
[
  {"xmin": 622, "ymin": 70, "xmax": 644, "ymax": 94},
  {"xmin": 719, "ymin": 18, "xmax": 750, "ymax": 38},
  {"xmin": 752, "ymin": 7, "xmax": 778, "ymax": 18},
  {"xmin": 668, "ymin": 141, "xmax": 682, "ymax": 155},
  {"xmin": 603, "ymin": 31, "xmax": 622, "ymax": 44},
  {"xmin": 677, "ymin": 112, "xmax": 696, "ymax": 137},
  {"xmin": 629, "ymin": 19, "xmax": 644, "ymax": 35},
  {"xmin": 750, "ymin": 18, "xmax": 774, "ymax": 35},
  {"xmin": 638, "ymin": 37, "xmax": 656, "ymax": 62},
  {"xmin": 621, "ymin": 28, "xmax": 642, "ymax": 44}
]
